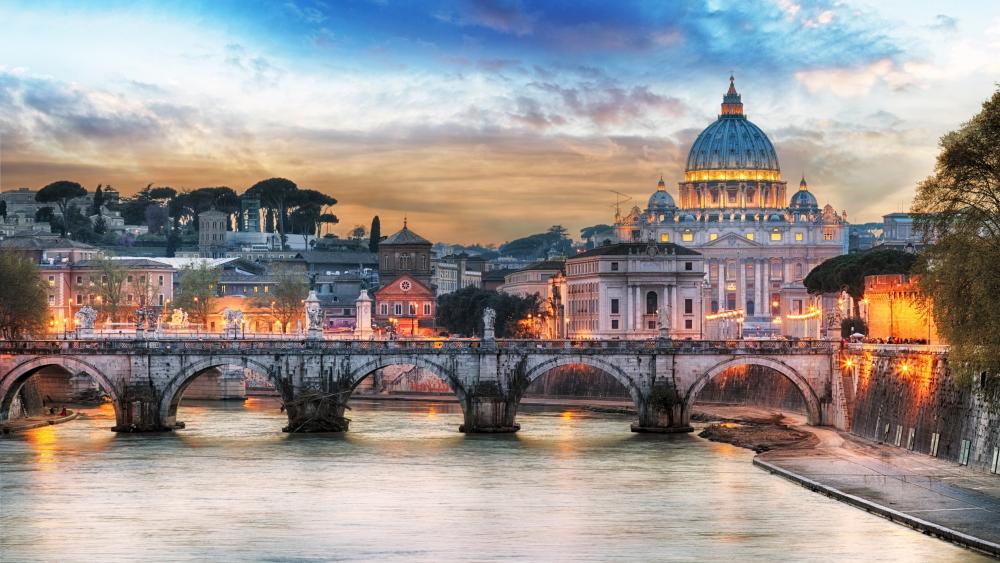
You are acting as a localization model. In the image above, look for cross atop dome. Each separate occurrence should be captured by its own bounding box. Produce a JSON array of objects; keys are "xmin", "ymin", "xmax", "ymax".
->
[
  {"xmin": 657, "ymin": 175, "xmax": 666, "ymax": 190},
  {"xmin": 721, "ymin": 74, "xmax": 744, "ymax": 117},
  {"xmin": 800, "ymin": 174, "xmax": 808, "ymax": 190}
]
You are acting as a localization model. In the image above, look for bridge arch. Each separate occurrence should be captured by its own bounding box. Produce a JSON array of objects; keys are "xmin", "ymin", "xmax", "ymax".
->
[
  {"xmin": 685, "ymin": 357, "xmax": 822, "ymax": 425},
  {"xmin": 159, "ymin": 356, "xmax": 278, "ymax": 428},
  {"xmin": 0, "ymin": 356, "xmax": 120, "ymax": 421},
  {"xmin": 520, "ymin": 355, "xmax": 643, "ymax": 409},
  {"xmin": 347, "ymin": 355, "xmax": 466, "ymax": 401}
]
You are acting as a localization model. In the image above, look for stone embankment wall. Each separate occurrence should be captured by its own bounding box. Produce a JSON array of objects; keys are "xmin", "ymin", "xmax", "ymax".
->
[
  {"xmin": 846, "ymin": 348, "xmax": 1000, "ymax": 473},
  {"xmin": 693, "ymin": 365, "xmax": 808, "ymax": 413}
]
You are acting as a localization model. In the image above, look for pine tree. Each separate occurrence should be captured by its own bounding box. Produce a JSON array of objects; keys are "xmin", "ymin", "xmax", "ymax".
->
[{"xmin": 369, "ymin": 215, "xmax": 381, "ymax": 253}]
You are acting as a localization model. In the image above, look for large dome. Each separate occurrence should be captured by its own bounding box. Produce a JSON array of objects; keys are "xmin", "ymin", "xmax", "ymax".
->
[
  {"xmin": 685, "ymin": 77, "xmax": 780, "ymax": 181},
  {"xmin": 647, "ymin": 177, "xmax": 676, "ymax": 209}
]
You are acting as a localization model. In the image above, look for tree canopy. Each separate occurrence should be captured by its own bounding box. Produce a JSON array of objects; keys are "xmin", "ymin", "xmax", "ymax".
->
[
  {"xmin": 36, "ymin": 180, "xmax": 86, "ymax": 237},
  {"xmin": 499, "ymin": 225, "xmax": 573, "ymax": 260},
  {"xmin": 0, "ymin": 251, "xmax": 48, "ymax": 339},
  {"xmin": 369, "ymin": 215, "xmax": 381, "ymax": 253},
  {"xmin": 173, "ymin": 263, "xmax": 221, "ymax": 325},
  {"xmin": 256, "ymin": 266, "xmax": 309, "ymax": 333},
  {"xmin": 912, "ymin": 87, "xmax": 1000, "ymax": 377},
  {"xmin": 804, "ymin": 249, "xmax": 917, "ymax": 302},
  {"xmin": 436, "ymin": 286, "xmax": 543, "ymax": 337}
]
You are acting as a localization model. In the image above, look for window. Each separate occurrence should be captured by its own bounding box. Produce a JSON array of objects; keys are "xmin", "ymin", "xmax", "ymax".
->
[
  {"xmin": 611, "ymin": 298, "xmax": 619, "ymax": 314},
  {"xmin": 823, "ymin": 229, "xmax": 834, "ymax": 241},
  {"xmin": 76, "ymin": 294, "xmax": 82, "ymax": 305},
  {"xmin": 409, "ymin": 303, "xmax": 417, "ymax": 315},
  {"xmin": 611, "ymin": 262, "xmax": 619, "ymax": 271},
  {"xmin": 611, "ymin": 319, "xmax": 619, "ymax": 330},
  {"xmin": 645, "ymin": 291, "xmax": 658, "ymax": 315},
  {"xmin": 380, "ymin": 303, "xmax": 389, "ymax": 315},
  {"xmin": 685, "ymin": 319, "xmax": 693, "ymax": 329},
  {"xmin": 264, "ymin": 286, "xmax": 269, "ymax": 293},
  {"xmin": 795, "ymin": 232, "xmax": 804, "ymax": 241},
  {"xmin": 745, "ymin": 233, "xmax": 754, "ymax": 241},
  {"xmin": 76, "ymin": 275, "xmax": 82, "ymax": 284},
  {"xmin": 47, "ymin": 275, "xmax": 54, "ymax": 287},
  {"xmin": 48, "ymin": 295, "xmax": 54, "ymax": 305},
  {"xmin": 158, "ymin": 275, "xmax": 164, "ymax": 286},
  {"xmin": 682, "ymin": 230, "xmax": 694, "ymax": 242},
  {"xmin": 159, "ymin": 294, "xmax": 165, "ymax": 306},
  {"xmin": 423, "ymin": 303, "xmax": 431, "ymax": 316},
  {"xmin": 709, "ymin": 233, "xmax": 718, "ymax": 241},
  {"xmin": 394, "ymin": 303, "xmax": 403, "ymax": 315},
  {"xmin": 770, "ymin": 230, "xmax": 781, "ymax": 241},
  {"xmin": 659, "ymin": 233, "xmax": 669, "ymax": 242},
  {"xmin": 685, "ymin": 262, "xmax": 693, "ymax": 271},
  {"xmin": 684, "ymin": 299, "xmax": 693, "ymax": 315},
  {"xmin": 127, "ymin": 294, "xmax": 133, "ymax": 304},
  {"xmin": 101, "ymin": 275, "xmax": 108, "ymax": 284},
  {"xmin": 127, "ymin": 275, "xmax": 133, "ymax": 283}
]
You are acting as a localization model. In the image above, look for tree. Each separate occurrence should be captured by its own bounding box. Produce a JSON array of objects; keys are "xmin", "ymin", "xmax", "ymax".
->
[
  {"xmin": 36, "ymin": 180, "xmax": 87, "ymax": 237},
  {"xmin": 369, "ymin": 215, "xmax": 381, "ymax": 253},
  {"xmin": 144, "ymin": 203, "xmax": 169, "ymax": 234},
  {"xmin": 93, "ymin": 257, "xmax": 128, "ymax": 324},
  {"xmin": 499, "ymin": 225, "xmax": 573, "ymax": 260},
  {"xmin": 93, "ymin": 215, "xmax": 108, "ymax": 235},
  {"xmin": 436, "ymin": 286, "xmax": 543, "ymax": 337},
  {"xmin": 349, "ymin": 224, "xmax": 367, "ymax": 240},
  {"xmin": 35, "ymin": 206, "xmax": 54, "ymax": 223},
  {"xmin": 256, "ymin": 266, "xmax": 308, "ymax": 333},
  {"xmin": 0, "ymin": 251, "xmax": 48, "ymax": 339},
  {"xmin": 803, "ymin": 249, "xmax": 916, "ymax": 315},
  {"xmin": 0, "ymin": 200, "xmax": 6, "ymax": 220},
  {"xmin": 318, "ymin": 213, "xmax": 340, "ymax": 237},
  {"xmin": 90, "ymin": 184, "xmax": 105, "ymax": 216},
  {"xmin": 287, "ymin": 189, "xmax": 337, "ymax": 242},
  {"xmin": 173, "ymin": 263, "xmax": 220, "ymax": 326},
  {"xmin": 247, "ymin": 178, "xmax": 299, "ymax": 248},
  {"xmin": 912, "ymin": 87, "xmax": 1000, "ymax": 377}
]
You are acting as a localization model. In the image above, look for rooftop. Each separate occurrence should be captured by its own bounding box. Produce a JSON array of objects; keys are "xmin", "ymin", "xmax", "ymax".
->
[
  {"xmin": 380, "ymin": 223, "xmax": 431, "ymax": 246},
  {"xmin": 573, "ymin": 242, "xmax": 701, "ymax": 258}
]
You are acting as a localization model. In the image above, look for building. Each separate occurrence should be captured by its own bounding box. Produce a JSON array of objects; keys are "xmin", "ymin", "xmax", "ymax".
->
[
  {"xmin": 614, "ymin": 76, "xmax": 848, "ymax": 332},
  {"xmin": 198, "ymin": 209, "xmax": 229, "ymax": 258},
  {"xmin": 239, "ymin": 193, "xmax": 261, "ymax": 232},
  {"xmin": 0, "ymin": 236, "xmax": 175, "ymax": 332},
  {"xmin": 500, "ymin": 260, "xmax": 565, "ymax": 338},
  {"xmin": 560, "ymin": 242, "xmax": 704, "ymax": 339},
  {"xmin": 849, "ymin": 213, "xmax": 929, "ymax": 253},
  {"xmin": 377, "ymin": 221, "xmax": 433, "ymax": 288},
  {"xmin": 862, "ymin": 274, "xmax": 940, "ymax": 343},
  {"xmin": 482, "ymin": 268, "xmax": 515, "ymax": 291},
  {"xmin": 431, "ymin": 253, "xmax": 483, "ymax": 295},
  {"xmin": 373, "ymin": 274, "xmax": 437, "ymax": 337}
]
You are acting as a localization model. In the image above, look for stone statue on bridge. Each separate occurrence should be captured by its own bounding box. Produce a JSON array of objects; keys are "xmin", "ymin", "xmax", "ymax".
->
[
  {"xmin": 75, "ymin": 306, "xmax": 97, "ymax": 334},
  {"xmin": 482, "ymin": 307, "xmax": 496, "ymax": 341},
  {"xmin": 223, "ymin": 308, "xmax": 243, "ymax": 335},
  {"xmin": 170, "ymin": 309, "xmax": 188, "ymax": 328}
]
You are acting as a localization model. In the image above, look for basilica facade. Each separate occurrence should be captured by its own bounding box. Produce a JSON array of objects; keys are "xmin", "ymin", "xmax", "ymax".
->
[{"xmin": 615, "ymin": 77, "xmax": 848, "ymax": 328}]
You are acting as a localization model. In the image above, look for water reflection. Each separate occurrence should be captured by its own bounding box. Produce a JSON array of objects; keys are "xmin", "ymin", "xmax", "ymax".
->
[{"xmin": 0, "ymin": 399, "xmax": 988, "ymax": 562}]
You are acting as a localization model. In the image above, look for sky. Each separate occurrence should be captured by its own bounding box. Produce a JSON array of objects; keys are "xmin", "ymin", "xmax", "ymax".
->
[{"xmin": 2, "ymin": 0, "xmax": 999, "ymax": 244}]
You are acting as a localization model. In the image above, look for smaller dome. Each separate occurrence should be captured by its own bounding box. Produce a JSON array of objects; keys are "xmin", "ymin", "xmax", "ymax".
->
[
  {"xmin": 647, "ymin": 176, "xmax": 676, "ymax": 209},
  {"xmin": 789, "ymin": 175, "xmax": 818, "ymax": 210}
]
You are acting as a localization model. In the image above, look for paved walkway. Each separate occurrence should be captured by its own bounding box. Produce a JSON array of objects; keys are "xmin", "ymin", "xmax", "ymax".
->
[
  {"xmin": 0, "ymin": 410, "xmax": 79, "ymax": 434},
  {"xmin": 758, "ymin": 421, "xmax": 1000, "ymax": 557}
]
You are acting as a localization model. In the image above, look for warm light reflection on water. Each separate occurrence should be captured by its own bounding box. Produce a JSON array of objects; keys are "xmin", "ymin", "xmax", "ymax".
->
[{"xmin": 0, "ymin": 399, "xmax": 988, "ymax": 562}]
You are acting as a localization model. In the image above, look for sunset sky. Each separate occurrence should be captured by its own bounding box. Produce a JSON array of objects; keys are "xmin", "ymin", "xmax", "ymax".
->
[{"xmin": 2, "ymin": 1, "xmax": 999, "ymax": 243}]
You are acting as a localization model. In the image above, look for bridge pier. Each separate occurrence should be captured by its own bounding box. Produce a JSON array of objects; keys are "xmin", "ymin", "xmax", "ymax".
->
[
  {"xmin": 282, "ymin": 388, "xmax": 352, "ymax": 433},
  {"xmin": 458, "ymin": 395, "xmax": 520, "ymax": 433},
  {"xmin": 631, "ymin": 381, "xmax": 694, "ymax": 434},
  {"xmin": 113, "ymin": 384, "xmax": 171, "ymax": 432}
]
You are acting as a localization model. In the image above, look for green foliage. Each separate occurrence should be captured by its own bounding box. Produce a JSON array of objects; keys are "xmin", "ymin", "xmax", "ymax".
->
[
  {"xmin": 804, "ymin": 249, "xmax": 916, "ymax": 300},
  {"xmin": 0, "ymin": 251, "xmax": 48, "ymax": 339},
  {"xmin": 369, "ymin": 215, "xmax": 381, "ymax": 253},
  {"xmin": 436, "ymin": 286, "xmax": 543, "ymax": 337},
  {"xmin": 90, "ymin": 184, "xmax": 105, "ymax": 216},
  {"xmin": 912, "ymin": 87, "xmax": 1000, "ymax": 381},
  {"xmin": 173, "ymin": 263, "xmax": 221, "ymax": 325},
  {"xmin": 92, "ymin": 256, "xmax": 128, "ymax": 323},
  {"xmin": 246, "ymin": 177, "xmax": 299, "ymax": 248},
  {"xmin": 840, "ymin": 317, "xmax": 867, "ymax": 338},
  {"xmin": 255, "ymin": 266, "xmax": 309, "ymax": 333},
  {"xmin": 36, "ymin": 180, "xmax": 86, "ymax": 237},
  {"xmin": 499, "ymin": 225, "xmax": 573, "ymax": 260}
]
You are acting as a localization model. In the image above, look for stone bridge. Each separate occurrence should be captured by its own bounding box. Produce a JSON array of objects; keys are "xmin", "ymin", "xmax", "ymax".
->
[{"xmin": 0, "ymin": 338, "xmax": 842, "ymax": 434}]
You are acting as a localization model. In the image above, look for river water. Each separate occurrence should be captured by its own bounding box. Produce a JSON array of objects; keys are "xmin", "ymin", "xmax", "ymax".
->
[{"xmin": 0, "ymin": 399, "xmax": 988, "ymax": 562}]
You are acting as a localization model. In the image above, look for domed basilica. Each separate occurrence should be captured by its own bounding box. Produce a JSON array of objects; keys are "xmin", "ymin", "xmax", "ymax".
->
[{"xmin": 614, "ymin": 76, "xmax": 848, "ymax": 324}]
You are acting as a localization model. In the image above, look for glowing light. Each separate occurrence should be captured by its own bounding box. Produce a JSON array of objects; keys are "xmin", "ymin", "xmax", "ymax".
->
[
  {"xmin": 900, "ymin": 362, "xmax": 911, "ymax": 374},
  {"xmin": 561, "ymin": 411, "xmax": 574, "ymax": 420},
  {"xmin": 844, "ymin": 358, "xmax": 854, "ymax": 369}
]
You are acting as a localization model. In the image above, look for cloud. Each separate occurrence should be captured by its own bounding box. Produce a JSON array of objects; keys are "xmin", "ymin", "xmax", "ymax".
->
[
  {"xmin": 930, "ymin": 14, "xmax": 958, "ymax": 33},
  {"xmin": 532, "ymin": 82, "xmax": 687, "ymax": 128},
  {"xmin": 436, "ymin": 0, "xmax": 539, "ymax": 36}
]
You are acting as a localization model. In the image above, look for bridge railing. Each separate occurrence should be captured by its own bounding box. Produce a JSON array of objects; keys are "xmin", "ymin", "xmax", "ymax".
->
[
  {"xmin": 845, "ymin": 342, "xmax": 950, "ymax": 354},
  {"xmin": 0, "ymin": 337, "xmax": 837, "ymax": 355}
]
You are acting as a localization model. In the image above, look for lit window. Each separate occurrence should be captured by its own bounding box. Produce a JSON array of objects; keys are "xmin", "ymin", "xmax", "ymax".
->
[
  {"xmin": 823, "ymin": 230, "xmax": 834, "ymax": 241},
  {"xmin": 709, "ymin": 233, "xmax": 718, "ymax": 241},
  {"xmin": 682, "ymin": 230, "xmax": 694, "ymax": 242},
  {"xmin": 771, "ymin": 231, "xmax": 782, "ymax": 241},
  {"xmin": 745, "ymin": 233, "xmax": 754, "ymax": 241},
  {"xmin": 795, "ymin": 232, "xmax": 804, "ymax": 241},
  {"xmin": 660, "ymin": 233, "xmax": 669, "ymax": 242}
]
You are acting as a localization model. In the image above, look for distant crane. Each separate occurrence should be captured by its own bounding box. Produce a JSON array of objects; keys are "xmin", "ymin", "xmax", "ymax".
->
[{"xmin": 610, "ymin": 190, "xmax": 633, "ymax": 222}]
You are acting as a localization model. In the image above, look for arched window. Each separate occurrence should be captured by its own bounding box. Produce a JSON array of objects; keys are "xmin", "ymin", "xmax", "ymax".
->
[{"xmin": 646, "ymin": 291, "xmax": 658, "ymax": 315}]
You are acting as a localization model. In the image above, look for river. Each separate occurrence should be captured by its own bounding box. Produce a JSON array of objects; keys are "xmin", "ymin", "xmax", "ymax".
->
[{"xmin": 0, "ymin": 399, "xmax": 989, "ymax": 562}]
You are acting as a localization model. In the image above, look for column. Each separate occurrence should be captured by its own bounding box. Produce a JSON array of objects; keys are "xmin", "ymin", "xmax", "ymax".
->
[
  {"xmin": 755, "ymin": 259, "xmax": 764, "ymax": 316},
  {"xmin": 737, "ymin": 258, "xmax": 746, "ymax": 313},
  {"xmin": 717, "ymin": 260, "xmax": 726, "ymax": 310}
]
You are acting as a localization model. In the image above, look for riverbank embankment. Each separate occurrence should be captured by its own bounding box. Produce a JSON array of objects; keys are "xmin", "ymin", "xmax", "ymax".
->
[
  {"xmin": 0, "ymin": 410, "xmax": 79, "ymax": 435},
  {"xmin": 696, "ymin": 404, "xmax": 1000, "ymax": 559}
]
